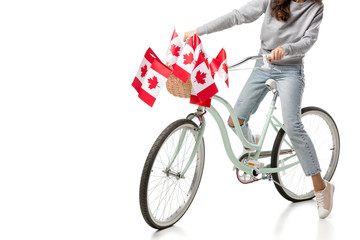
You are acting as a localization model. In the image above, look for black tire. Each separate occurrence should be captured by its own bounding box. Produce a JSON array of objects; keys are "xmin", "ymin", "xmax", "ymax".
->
[
  {"xmin": 271, "ymin": 107, "xmax": 340, "ymax": 202},
  {"xmin": 139, "ymin": 119, "xmax": 205, "ymax": 229}
]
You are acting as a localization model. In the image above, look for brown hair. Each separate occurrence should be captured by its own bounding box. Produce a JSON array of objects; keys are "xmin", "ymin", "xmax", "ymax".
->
[{"xmin": 271, "ymin": 0, "xmax": 323, "ymax": 22}]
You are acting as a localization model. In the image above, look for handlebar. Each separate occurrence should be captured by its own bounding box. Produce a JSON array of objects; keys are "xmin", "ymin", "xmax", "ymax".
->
[
  {"xmin": 228, "ymin": 55, "xmax": 263, "ymax": 70},
  {"xmin": 228, "ymin": 54, "xmax": 280, "ymax": 72}
]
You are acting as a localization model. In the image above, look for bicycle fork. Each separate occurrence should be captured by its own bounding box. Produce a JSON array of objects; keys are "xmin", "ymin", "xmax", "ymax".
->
[{"xmin": 166, "ymin": 107, "xmax": 207, "ymax": 178}]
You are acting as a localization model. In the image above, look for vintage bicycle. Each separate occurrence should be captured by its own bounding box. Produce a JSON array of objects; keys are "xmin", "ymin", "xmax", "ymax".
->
[{"xmin": 139, "ymin": 55, "xmax": 340, "ymax": 229}]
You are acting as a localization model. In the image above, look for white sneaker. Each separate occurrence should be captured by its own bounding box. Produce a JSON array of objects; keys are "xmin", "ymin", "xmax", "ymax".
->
[
  {"xmin": 315, "ymin": 180, "xmax": 335, "ymax": 219},
  {"xmin": 243, "ymin": 134, "xmax": 260, "ymax": 152}
]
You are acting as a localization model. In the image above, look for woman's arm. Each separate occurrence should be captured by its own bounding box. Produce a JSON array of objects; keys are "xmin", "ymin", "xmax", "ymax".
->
[
  {"xmin": 196, "ymin": 0, "xmax": 269, "ymax": 36},
  {"xmin": 281, "ymin": 5, "xmax": 324, "ymax": 56}
]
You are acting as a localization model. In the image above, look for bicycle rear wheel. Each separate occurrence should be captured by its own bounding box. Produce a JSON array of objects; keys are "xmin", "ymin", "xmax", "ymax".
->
[
  {"xmin": 139, "ymin": 119, "xmax": 205, "ymax": 229},
  {"xmin": 271, "ymin": 107, "xmax": 340, "ymax": 202}
]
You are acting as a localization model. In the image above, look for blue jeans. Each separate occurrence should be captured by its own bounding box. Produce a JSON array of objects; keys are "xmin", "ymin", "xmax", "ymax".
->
[{"xmin": 232, "ymin": 60, "xmax": 321, "ymax": 176}]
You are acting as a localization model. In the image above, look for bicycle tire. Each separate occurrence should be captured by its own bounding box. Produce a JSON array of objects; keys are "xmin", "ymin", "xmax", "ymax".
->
[
  {"xmin": 139, "ymin": 119, "xmax": 205, "ymax": 229},
  {"xmin": 271, "ymin": 107, "xmax": 340, "ymax": 202}
]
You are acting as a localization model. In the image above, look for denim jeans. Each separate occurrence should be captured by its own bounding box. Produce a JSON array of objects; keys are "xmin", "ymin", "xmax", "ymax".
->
[{"xmin": 232, "ymin": 60, "xmax": 321, "ymax": 176}]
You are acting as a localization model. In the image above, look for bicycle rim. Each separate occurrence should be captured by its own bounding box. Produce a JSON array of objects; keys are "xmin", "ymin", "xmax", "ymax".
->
[
  {"xmin": 140, "ymin": 120, "xmax": 205, "ymax": 229},
  {"xmin": 272, "ymin": 107, "xmax": 340, "ymax": 201}
]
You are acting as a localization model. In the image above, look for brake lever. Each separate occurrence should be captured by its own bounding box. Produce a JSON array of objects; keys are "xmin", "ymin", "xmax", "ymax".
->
[{"xmin": 258, "ymin": 55, "xmax": 282, "ymax": 72}]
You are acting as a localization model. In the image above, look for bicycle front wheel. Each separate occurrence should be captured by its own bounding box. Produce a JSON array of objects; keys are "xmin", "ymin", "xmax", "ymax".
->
[
  {"xmin": 271, "ymin": 107, "xmax": 340, "ymax": 202},
  {"xmin": 139, "ymin": 119, "xmax": 205, "ymax": 229}
]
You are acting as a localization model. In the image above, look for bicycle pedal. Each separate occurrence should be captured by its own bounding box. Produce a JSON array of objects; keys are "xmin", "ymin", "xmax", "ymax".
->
[{"xmin": 247, "ymin": 160, "xmax": 264, "ymax": 168}]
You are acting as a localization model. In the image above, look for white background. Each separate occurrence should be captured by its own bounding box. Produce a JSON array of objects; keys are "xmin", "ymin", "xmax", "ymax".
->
[{"xmin": 0, "ymin": 0, "xmax": 359, "ymax": 239}]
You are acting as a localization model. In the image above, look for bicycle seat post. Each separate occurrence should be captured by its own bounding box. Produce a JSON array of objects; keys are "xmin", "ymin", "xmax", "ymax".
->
[
  {"xmin": 271, "ymin": 90, "xmax": 279, "ymax": 105},
  {"xmin": 265, "ymin": 79, "xmax": 279, "ymax": 105}
]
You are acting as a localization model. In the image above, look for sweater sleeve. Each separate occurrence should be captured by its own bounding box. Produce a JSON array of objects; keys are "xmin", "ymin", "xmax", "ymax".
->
[
  {"xmin": 196, "ymin": 0, "xmax": 269, "ymax": 36},
  {"xmin": 281, "ymin": 4, "xmax": 324, "ymax": 56}
]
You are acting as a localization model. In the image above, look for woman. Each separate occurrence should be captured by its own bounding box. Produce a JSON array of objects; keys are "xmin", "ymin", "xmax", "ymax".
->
[{"xmin": 184, "ymin": 0, "xmax": 334, "ymax": 219}]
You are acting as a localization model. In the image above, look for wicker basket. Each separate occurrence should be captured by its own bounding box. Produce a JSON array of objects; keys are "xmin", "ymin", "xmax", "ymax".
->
[{"xmin": 166, "ymin": 72, "xmax": 192, "ymax": 98}]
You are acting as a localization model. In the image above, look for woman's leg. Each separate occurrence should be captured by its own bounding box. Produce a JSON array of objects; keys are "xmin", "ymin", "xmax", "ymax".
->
[
  {"xmin": 275, "ymin": 65, "xmax": 321, "ymax": 177},
  {"xmin": 230, "ymin": 60, "xmax": 270, "ymax": 143},
  {"xmin": 275, "ymin": 64, "xmax": 334, "ymax": 218},
  {"xmin": 228, "ymin": 117, "xmax": 244, "ymax": 128},
  {"xmin": 312, "ymin": 173, "xmax": 326, "ymax": 191}
]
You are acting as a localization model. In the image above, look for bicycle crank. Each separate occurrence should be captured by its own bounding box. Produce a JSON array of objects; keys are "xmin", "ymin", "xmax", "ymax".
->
[
  {"xmin": 235, "ymin": 149, "xmax": 294, "ymax": 184},
  {"xmin": 235, "ymin": 152, "xmax": 261, "ymax": 184}
]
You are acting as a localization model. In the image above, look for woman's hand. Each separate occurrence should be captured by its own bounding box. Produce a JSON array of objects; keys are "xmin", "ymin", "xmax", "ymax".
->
[
  {"xmin": 183, "ymin": 30, "xmax": 198, "ymax": 42},
  {"xmin": 270, "ymin": 47, "xmax": 285, "ymax": 62}
]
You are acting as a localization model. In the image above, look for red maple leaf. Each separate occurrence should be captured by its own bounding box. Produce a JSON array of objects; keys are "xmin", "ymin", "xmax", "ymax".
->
[
  {"xmin": 170, "ymin": 44, "xmax": 181, "ymax": 57},
  {"xmin": 199, "ymin": 50, "xmax": 206, "ymax": 60},
  {"xmin": 148, "ymin": 76, "xmax": 159, "ymax": 89},
  {"xmin": 195, "ymin": 71, "xmax": 207, "ymax": 84},
  {"xmin": 183, "ymin": 52, "xmax": 194, "ymax": 65},
  {"xmin": 140, "ymin": 64, "xmax": 148, "ymax": 78},
  {"xmin": 222, "ymin": 63, "xmax": 228, "ymax": 73}
]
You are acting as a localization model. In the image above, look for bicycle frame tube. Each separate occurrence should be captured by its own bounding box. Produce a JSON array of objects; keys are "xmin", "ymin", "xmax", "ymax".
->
[
  {"xmin": 206, "ymin": 95, "xmax": 278, "ymax": 173},
  {"xmin": 259, "ymin": 154, "xmax": 299, "ymax": 173},
  {"xmin": 212, "ymin": 95, "xmax": 260, "ymax": 151},
  {"xmin": 206, "ymin": 101, "xmax": 253, "ymax": 174},
  {"xmin": 178, "ymin": 94, "xmax": 299, "ymax": 177},
  {"xmin": 178, "ymin": 113, "xmax": 206, "ymax": 177},
  {"xmin": 270, "ymin": 115, "xmax": 293, "ymax": 150},
  {"xmin": 214, "ymin": 95, "xmax": 279, "ymax": 150}
]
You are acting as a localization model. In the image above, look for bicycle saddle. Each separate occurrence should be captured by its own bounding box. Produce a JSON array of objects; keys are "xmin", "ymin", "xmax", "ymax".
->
[{"xmin": 265, "ymin": 79, "xmax": 278, "ymax": 92}]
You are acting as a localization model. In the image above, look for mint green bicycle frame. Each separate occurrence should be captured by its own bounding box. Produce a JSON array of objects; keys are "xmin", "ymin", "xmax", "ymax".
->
[{"xmin": 166, "ymin": 88, "xmax": 299, "ymax": 178}]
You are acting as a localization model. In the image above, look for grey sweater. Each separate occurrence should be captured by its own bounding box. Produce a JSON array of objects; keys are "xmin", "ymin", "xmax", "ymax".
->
[{"xmin": 196, "ymin": 0, "xmax": 324, "ymax": 65}]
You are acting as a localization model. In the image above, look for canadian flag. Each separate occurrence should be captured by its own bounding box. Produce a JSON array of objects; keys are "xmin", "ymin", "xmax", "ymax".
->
[
  {"xmin": 132, "ymin": 48, "xmax": 160, "ymax": 93},
  {"xmin": 172, "ymin": 34, "xmax": 202, "ymax": 82},
  {"xmin": 209, "ymin": 48, "xmax": 229, "ymax": 87},
  {"xmin": 190, "ymin": 53, "xmax": 218, "ymax": 104},
  {"xmin": 216, "ymin": 48, "xmax": 229, "ymax": 87},
  {"xmin": 209, "ymin": 57, "xmax": 221, "ymax": 78},
  {"xmin": 166, "ymin": 29, "xmax": 183, "ymax": 66},
  {"xmin": 138, "ymin": 58, "xmax": 172, "ymax": 107},
  {"xmin": 190, "ymin": 87, "xmax": 212, "ymax": 108}
]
